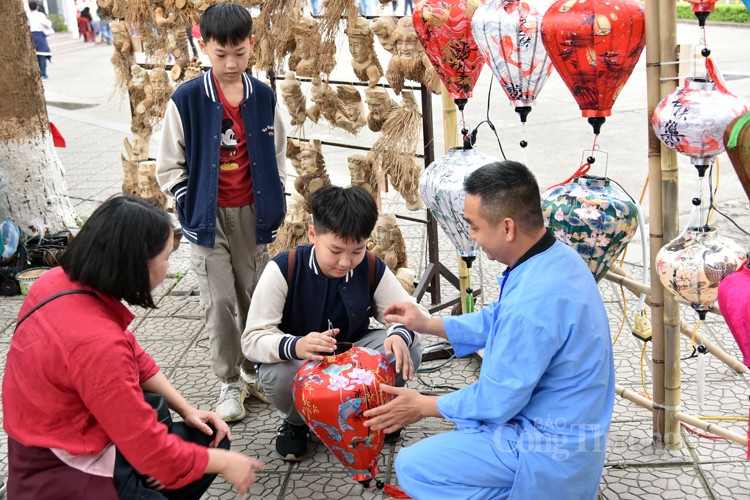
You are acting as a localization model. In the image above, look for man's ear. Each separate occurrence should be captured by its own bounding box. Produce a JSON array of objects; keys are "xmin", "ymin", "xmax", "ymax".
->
[{"xmin": 503, "ymin": 217, "xmax": 516, "ymax": 241}]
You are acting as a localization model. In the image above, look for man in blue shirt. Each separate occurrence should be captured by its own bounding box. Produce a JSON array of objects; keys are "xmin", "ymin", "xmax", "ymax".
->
[{"xmin": 365, "ymin": 160, "xmax": 615, "ymax": 499}]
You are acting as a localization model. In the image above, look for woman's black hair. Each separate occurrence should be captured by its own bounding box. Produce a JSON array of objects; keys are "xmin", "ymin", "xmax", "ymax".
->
[
  {"xmin": 311, "ymin": 185, "xmax": 378, "ymax": 243},
  {"xmin": 199, "ymin": 3, "xmax": 253, "ymax": 47},
  {"xmin": 61, "ymin": 195, "xmax": 172, "ymax": 308}
]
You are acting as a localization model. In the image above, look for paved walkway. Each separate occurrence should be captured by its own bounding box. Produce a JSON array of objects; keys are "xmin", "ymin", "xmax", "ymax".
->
[{"xmin": 1, "ymin": 22, "xmax": 749, "ymax": 498}]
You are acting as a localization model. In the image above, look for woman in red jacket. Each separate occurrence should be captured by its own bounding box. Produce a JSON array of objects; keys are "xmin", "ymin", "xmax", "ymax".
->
[{"xmin": 2, "ymin": 196, "xmax": 263, "ymax": 499}]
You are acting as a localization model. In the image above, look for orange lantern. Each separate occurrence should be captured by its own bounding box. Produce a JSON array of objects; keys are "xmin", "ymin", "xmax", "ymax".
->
[{"xmin": 540, "ymin": 0, "xmax": 646, "ymax": 134}]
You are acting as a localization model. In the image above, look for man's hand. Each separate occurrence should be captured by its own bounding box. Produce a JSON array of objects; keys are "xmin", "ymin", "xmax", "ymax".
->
[
  {"xmin": 384, "ymin": 302, "xmax": 446, "ymax": 338},
  {"xmin": 295, "ymin": 328, "xmax": 339, "ymax": 360},
  {"xmin": 384, "ymin": 335, "xmax": 414, "ymax": 381},
  {"xmin": 183, "ymin": 409, "xmax": 231, "ymax": 448},
  {"xmin": 364, "ymin": 385, "xmax": 438, "ymax": 433}
]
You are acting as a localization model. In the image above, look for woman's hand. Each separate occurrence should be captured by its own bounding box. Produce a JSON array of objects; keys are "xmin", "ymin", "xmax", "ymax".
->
[
  {"xmin": 295, "ymin": 328, "xmax": 339, "ymax": 360},
  {"xmin": 183, "ymin": 409, "xmax": 231, "ymax": 448}
]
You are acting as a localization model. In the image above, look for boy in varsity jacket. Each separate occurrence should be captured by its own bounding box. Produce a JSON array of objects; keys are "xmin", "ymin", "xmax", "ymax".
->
[
  {"xmin": 242, "ymin": 186, "xmax": 425, "ymax": 461},
  {"xmin": 156, "ymin": 4, "xmax": 286, "ymax": 422}
]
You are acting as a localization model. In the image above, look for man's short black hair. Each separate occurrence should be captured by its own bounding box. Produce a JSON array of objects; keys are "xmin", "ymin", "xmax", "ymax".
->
[
  {"xmin": 61, "ymin": 195, "xmax": 172, "ymax": 309},
  {"xmin": 200, "ymin": 3, "xmax": 253, "ymax": 46},
  {"xmin": 311, "ymin": 185, "xmax": 378, "ymax": 243},
  {"xmin": 28, "ymin": 1, "xmax": 38, "ymax": 11},
  {"xmin": 464, "ymin": 160, "xmax": 544, "ymax": 233}
]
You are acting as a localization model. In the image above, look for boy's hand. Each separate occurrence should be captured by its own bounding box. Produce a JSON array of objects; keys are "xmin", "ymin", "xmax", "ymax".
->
[
  {"xmin": 219, "ymin": 451, "xmax": 264, "ymax": 495},
  {"xmin": 296, "ymin": 329, "xmax": 339, "ymax": 360},
  {"xmin": 384, "ymin": 335, "xmax": 414, "ymax": 381}
]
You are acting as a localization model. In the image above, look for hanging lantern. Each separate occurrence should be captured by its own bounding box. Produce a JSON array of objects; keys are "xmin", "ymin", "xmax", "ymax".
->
[
  {"xmin": 656, "ymin": 226, "xmax": 746, "ymax": 319},
  {"xmin": 542, "ymin": 175, "xmax": 639, "ymax": 282},
  {"xmin": 723, "ymin": 111, "xmax": 750, "ymax": 203},
  {"xmin": 540, "ymin": 0, "xmax": 646, "ymax": 135},
  {"xmin": 718, "ymin": 263, "xmax": 750, "ymax": 370},
  {"xmin": 413, "ymin": 0, "xmax": 485, "ymax": 110},
  {"xmin": 419, "ymin": 147, "xmax": 499, "ymax": 264},
  {"xmin": 471, "ymin": 0, "xmax": 555, "ymax": 124},
  {"xmin": 293, "ymin": 344, "xmax": 394, "ymax": 486},
  {"xmin": 653, "ymin": 77, "xmax": 749, "ymax": 177},
  {"xmin": 687, "ymin": 0, "xmax": 718, "ymax": 26}
]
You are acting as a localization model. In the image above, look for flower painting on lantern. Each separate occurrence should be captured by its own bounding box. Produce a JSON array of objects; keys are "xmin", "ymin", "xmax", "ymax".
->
[{"xmin": 542, "ymin": 176, "xmax": 639, "ymax": 282}]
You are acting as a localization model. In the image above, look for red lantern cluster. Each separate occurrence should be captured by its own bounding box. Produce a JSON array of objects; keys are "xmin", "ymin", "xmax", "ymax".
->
[
  {"xmin": 413, "ymin": 0, "xmax": 485, "ymax": 110},
  {"xmin": 541, "ymin": 0, "xmax": 646, "ymax": 134}
]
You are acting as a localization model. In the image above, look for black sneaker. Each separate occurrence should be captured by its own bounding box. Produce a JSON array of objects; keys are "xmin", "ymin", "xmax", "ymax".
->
[
  {"xmin": 384, "ymin": 427, "xmax": 403, "ymax": 443},
  {"xmin": 276, "ymin": 422, "xmax": 309, "ymax": 461}
]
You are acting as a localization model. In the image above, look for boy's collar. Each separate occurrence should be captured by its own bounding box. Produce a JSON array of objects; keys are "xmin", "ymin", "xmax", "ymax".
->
[
  {"xmin": 202, "ymin": 69, "xmax": 253, "ymax": 103},
  {"xmin": 309, "ymin": 246, "xmax": 355, "ymax": 283}
]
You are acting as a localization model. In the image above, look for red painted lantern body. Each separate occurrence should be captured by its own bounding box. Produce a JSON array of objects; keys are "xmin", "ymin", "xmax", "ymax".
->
[
  {"xmin": 540, "ymin": 0, "xmax": 645, "ymax": 133},
  {"xmin": 292, "ymin": 344, "xmax": 395, "ymax": 483},
  {"xmin": 687, "ymin": 0, "xmax": 718, "ymax": 12},
  {"xmin": 413, "ymin": 0, "xmax": 485, "ymax": 108}
]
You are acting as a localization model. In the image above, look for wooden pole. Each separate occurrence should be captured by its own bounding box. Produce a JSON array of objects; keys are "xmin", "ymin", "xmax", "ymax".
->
[
  {"xmin": 659, "ymin": 0, "xmax": 682, "ymax": 451},
  {"xmin": 615, "ymin": 385, "xmax": 748, "ymax": 447},
  {"xmin": 644, "ymin": 0, "xmax": 667, "ymax": 446},
  {"xmin": 441, "ymin": 88, "xmax": 472, "ymax": 313}
]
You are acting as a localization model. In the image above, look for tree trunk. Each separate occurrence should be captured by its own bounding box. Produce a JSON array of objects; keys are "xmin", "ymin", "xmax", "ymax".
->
[{"xmin": 0, "ymin": 0, "xmax": 77, "ymax": 236}]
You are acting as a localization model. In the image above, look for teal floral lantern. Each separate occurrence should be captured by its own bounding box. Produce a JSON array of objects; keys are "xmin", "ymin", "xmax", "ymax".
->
[
  {"xmin": 419, "ymin": 147, "xmax": 499, "ymax": 262},
  {"xmin": 542, "ymin": 175, "xmax": 639, "ymax": 282}
]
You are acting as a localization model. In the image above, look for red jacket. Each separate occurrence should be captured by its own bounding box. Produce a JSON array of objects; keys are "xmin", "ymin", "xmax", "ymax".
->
[{"xmin": 2, "ymin": 267, "xmax": 208, "ymax": 489}]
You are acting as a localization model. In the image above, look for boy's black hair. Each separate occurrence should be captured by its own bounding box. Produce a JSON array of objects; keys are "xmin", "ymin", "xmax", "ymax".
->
[
  {"xmin": 28, "ymin": 1, "xmax": 38, "ymax": 11},
  {"xmin": 199, "ymin": 3, "xmax": 253, "ymax": 47},
  {"xmin": 61, "ymin": 195, "xmax": 172, "ymax": 309},
  {"xmin": 464, "ymin": 160, "xmax": 545, "ymax": 233},
  {"xmin": 311, "ymin": 185, "xmax": 378, "ymax": 243}
]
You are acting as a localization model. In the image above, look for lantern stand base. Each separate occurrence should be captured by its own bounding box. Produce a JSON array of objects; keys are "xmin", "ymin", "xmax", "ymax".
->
[{"xmin": 587, "ymin": 117, "xmax": 606, "ymax": 135}]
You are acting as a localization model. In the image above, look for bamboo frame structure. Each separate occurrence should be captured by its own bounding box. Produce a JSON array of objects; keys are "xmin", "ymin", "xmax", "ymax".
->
[
  {"xmin": 645, "ymin": 0, "xmax": 668, "ymax": 446},
  {"xmin": 616, "ymin": 385, "xmax": 748, "ymax": 447}
]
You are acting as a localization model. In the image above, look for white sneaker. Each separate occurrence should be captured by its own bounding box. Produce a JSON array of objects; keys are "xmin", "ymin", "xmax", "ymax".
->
[
  {"xmin": 240, "ymin": 368, "xmax": 269, "ymax": 403},
  {"xmin": 215, "ymin": 381, "xmax": 247, "ymax": 422}
]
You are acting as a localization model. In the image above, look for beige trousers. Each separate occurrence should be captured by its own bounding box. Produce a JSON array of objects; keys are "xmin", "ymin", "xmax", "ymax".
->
[{"xmin": 190, "ymin": 204, "xmax": 269, "ymax": 382}]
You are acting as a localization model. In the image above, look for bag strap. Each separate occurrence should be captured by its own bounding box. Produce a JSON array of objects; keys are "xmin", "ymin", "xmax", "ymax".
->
[
  {"xmin": 15, "ymin": 289, "xmax": 98, "ymax": 331},
  {"xmin": 368, "ymin": 251, "xmax": 376, "ymax": 297},
  {"xmin": 286, "ymin": 248, "xmax": 297, "ymax": 288}
]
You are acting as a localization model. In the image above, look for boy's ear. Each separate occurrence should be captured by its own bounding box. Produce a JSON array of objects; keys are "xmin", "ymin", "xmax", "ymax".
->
[
  {"xmin": 197, "ymin": 38, "xmax": 207, "ymax": 55},
  {"xmin": 307, "ymin": 224, "xmax": 316, "ymax": 244},
  {"xmin": 248, "ymin": 34, "xmax": 256, "ymax": 51}
]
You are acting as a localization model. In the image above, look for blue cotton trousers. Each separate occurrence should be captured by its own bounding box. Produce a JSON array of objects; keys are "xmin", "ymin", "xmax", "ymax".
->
[{"xmin": 395, "ymin": 425, "xmax": 518, "ymax": 500}]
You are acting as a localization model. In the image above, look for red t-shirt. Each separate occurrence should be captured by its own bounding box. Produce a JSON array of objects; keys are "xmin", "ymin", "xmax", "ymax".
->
[
  {"xmin": 1, "ymin": 267, "xmax": 208, "ymax": 489},
  {"xmin": 214, "ymin": 75, "xmax": 254, "ymax": 207}
]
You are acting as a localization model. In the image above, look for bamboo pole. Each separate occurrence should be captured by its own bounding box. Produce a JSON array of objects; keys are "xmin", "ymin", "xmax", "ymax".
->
[
  {"xmin": 615, "ymin": 385, "xmax": 748, "ymax": 447},
  {"xmin": 659, "ymin": 0, "xmax": 682, "ymax": 450},
  {"xmin": 644, "ymin": 0, "xmax": 667, "ymax": 446},
  {"xmin": 441, "ymin": 88, "xmax": 473, "ymax": 313}
]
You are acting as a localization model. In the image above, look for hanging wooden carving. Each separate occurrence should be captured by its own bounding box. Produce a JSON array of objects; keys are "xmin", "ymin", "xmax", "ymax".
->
[
  {"xmin": 383, "ymin": 17, "xmax": 442, "ymax": 95},
  {"xmin": 345, "ymin": 17, "xmax": 384, "ymax": 87}
]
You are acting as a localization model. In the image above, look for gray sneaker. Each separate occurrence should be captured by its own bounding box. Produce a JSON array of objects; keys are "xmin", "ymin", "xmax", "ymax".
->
[
  {"xmin": 215, "ymin": 381, "xmax": 247, "ymax": 422},
  {"xmin": 240, "ymin": 368, "xmax": 269, "ymax": 404}
]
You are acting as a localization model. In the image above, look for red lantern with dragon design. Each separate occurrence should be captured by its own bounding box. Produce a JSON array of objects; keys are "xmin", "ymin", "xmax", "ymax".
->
[
  {"xmin": 540, "ymin": 0, "xmax": 646, "ymax": 135},
  {"xmin": 413, "ymin": 0, "xmax": 485, "ymax": 110},
  {"xmin": 292, "ymin": 343, "xmax": 395, "ymax": 486}
]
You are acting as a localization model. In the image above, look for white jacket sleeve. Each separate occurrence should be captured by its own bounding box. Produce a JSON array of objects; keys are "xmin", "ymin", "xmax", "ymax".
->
[
  {"xmin": 241, "ymin": 261, "xmax": 295, "ymax": 363},
  {"xmin": 274, "ymin": 103, "xmax": 287, "ymax": 189},
  {"xmin": 155, "ymin": 100, "xmax": 188, "ymax": 198},
  {"xmin": 372, "ymin": 267, "xmax": 430, "ymax": 346}
]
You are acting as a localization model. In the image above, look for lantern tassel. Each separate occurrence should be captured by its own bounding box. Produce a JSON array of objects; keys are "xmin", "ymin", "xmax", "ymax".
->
[
  {"xmin": 383, "ymin": 483, "xmax": 411, "ymax": 498},
  {"xmin": 705, "ymin": 56, "xmax": 734, "ymax": 96},
  {"xmin": 547, "ymin": 162, "xmax": 591, "ymax": 190}
]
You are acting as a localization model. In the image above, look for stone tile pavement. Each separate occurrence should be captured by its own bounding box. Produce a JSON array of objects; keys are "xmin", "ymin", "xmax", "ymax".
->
[{"xmin": 2, "ymin": 23, "xmax": 750, "ymax": 499}]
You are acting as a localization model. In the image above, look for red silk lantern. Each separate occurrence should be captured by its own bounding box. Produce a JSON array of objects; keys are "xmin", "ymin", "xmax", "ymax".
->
[
  {"xmin": 292, "ymin": 343, "xmax": 395, "ymax": 486},
  {"xmin": 540, "ymin": 0, "xmax": 646, "ymax": 134},
  {"xmin": 413, "ymin": 0, "xmax": 485, "ymax": 110}
]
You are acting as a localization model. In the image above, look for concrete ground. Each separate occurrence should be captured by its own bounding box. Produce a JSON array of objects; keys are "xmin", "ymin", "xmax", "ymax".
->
[{"xmin": 1, "ymin": 15, "xmax": 749, "ymax": 499}]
